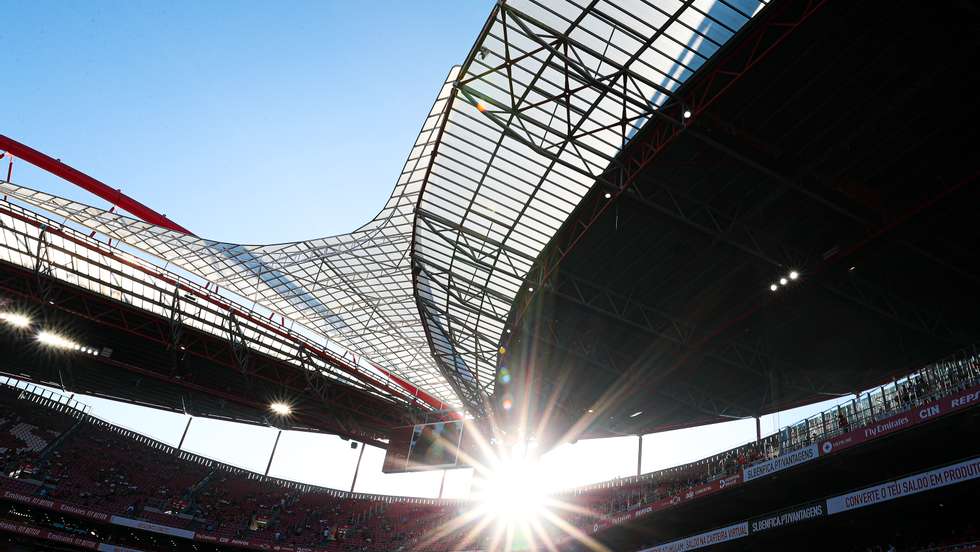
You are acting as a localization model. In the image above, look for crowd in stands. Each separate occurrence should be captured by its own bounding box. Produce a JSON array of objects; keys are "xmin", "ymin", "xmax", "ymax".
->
[
  {"xmin": 44, "ymin": 421, "xmax": 209, "ymax": 519},
  {"xmin": 0, "ymin": 348, "xmax": 976, "ymax": 551},
  {"xmin": 0, "ymin": 384, "xmax": 469, "ymax": 551},
  {"xmin": 557, "ymin": 351, "xmax": 980, "ymax": 525},
  {"xmin": 0, "ymin": 386, "xmax": 77, "ymax": 479}
]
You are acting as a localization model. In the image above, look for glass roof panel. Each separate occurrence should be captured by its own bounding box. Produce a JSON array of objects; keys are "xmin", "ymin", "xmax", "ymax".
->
[
  {"xmin": 1, "ymin": 69, "xmax": 464, "ymax": 407},
  {"xmin": 412, "ymin": 0, "xmax": 767, "ymax": 414},
  {"xmin": 1, "ymin": 0, "xmax": 766, "ymax": 414}
]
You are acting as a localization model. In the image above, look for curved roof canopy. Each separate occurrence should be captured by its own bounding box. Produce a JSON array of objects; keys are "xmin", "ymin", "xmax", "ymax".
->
[
  {"xmin": 413, "ymin": 0, "xmax": 767, "ymax": 413},
  {"xmin": 2, "ymin": 0, "xmax": 768, "ymax": 415},
  {"xmin": 1, "ymin": 70, "xmax": 460, "ymax": 406}
]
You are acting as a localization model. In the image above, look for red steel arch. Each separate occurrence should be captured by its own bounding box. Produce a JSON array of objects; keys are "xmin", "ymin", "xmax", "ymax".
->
[{"xmin": 0, "ymin": 134, "xmax": 192, "ymax": 235}]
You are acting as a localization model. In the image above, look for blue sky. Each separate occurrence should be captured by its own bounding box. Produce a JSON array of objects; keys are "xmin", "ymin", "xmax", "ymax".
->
[
  {"xmin": 3, "ymin": 0, "xmax": 492, "ymax": 242},
  {"xmin": 2, "ymin": 1, "xmax": 860, "ymax": 499}
]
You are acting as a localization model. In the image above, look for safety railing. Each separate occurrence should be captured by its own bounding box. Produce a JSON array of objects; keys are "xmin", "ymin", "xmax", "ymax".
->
[
  {"xmin": 767, "ymin": 344, "xmax": 980, "ymax": 456},
  {"xmin": 0, "ymin": 375, "xmax": 91, "ymax": 415},
  {"xmin": 562, "ymin": 344, "xmax": 980, "ymax": 504}
]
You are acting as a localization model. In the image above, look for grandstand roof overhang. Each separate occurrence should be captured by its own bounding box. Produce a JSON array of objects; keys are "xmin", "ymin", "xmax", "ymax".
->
[
  {"xmin": 0, "ymin": 199, "xmax": 433, "ymax": 443},
  {"xmin": 1, "ymin": 0, "xmax": 776, "ymax": 420},
  {"xmin": 5, "ymin": 0, "xmax": 976, "ymax": 444},
  {"xmin": 0, "ymin": 69, "xmax": 464, "ymax": 415},
  {"xmin": 412, "ymin": 0, "xmax": 772, "ymax": 416},
  {"xmin": 500, "ymin": 0, "xmax": 980, "ymax": 441}
]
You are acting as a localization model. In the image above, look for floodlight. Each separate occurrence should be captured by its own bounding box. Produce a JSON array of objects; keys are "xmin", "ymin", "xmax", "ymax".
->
[
  {"xmin": 269, "ymin": 402, "xmax": 292, "ymax": 416},
  {"xmin": 37, "ymin": 331, "xmax": 79, "ymax": 350},
  {"xmin": 0, "ymin": 312, "xmax": 31, "ymax": 328}
]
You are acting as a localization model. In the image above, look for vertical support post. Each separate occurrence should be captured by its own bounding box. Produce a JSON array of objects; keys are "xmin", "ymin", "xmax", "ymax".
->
[
  {"xmin": 350, "ymin": 442, "xmax": 366, "ymax": 493},
  {"xmin": 438, "ymin": 470, "xmax": 447, "ymax": 499},
  {"xmin": 755, "ymin": 417, "xmax": 761, "ymax": 442},
  {"xmin": 265, "ymin": 430, "xmax": 282, "ymax": 477},
  {"xmin": 636, "ymin": 434, "xmax": 643, "ymax": 476},
  {"xmin": 177, "ymin": 417, "xmax": 193, "ymax": 450}
]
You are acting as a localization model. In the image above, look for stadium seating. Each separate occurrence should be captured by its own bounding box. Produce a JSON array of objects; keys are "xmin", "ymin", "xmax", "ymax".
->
[
  {"xmin": 0, "ymin": 386, "xmax": 78, "ymax": 478},
  {"xmin": 0, "ymin": 350, "xmax": 976, "ymax": 551},
  {"xmin": 0, "ymin": 387, "xmax": 463, "ymax": 550}
]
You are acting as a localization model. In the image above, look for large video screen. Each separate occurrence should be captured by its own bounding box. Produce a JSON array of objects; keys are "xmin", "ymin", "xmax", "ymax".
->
[{"xmin": 382, "ymin": 420, "xmax": 467, "ymax": 473}]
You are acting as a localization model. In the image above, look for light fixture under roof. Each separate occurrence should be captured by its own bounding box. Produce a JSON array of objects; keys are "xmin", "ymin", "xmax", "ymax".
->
[
  {"xmin": 629, "ymin": 411, "xmax": 643, "ymax": 418},
  {"xmin": 770, "ymin": 284, "xmax": 778, "ymax": 292},
  {"xmin": 0, "ymin": 312, "xmax": 31, "ymax": 328},
  {"xmin": 789, "ymin": 270, "xmax": 799, "ymax": 280},
  {"xmin": 269, "ymin": 402, "xmax": 292, "ymax": 416},
  {"xmin": 683, "ymin": 109, "xmax": 692, "ymax": 119},
  {"xmin": 37, "ymin": 331, "xmax": 79, "ymax": 350},
  {"xmin": 779, "ymin": 277, "xmax": 788, "ymax": 285},
  {"xmin": 604, "ymin": 192, "xmax": 611, "ymax": 199}
]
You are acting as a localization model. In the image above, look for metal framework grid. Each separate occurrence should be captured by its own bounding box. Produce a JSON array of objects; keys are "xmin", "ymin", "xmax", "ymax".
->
[
  {"xmin": 1, "ymin": 0, "xmax": 772, "ymax": 416},
  {"xmin": 0, "ymin": 200, "xmax": 429, "ymax": 439},
  {"xmin": 1, "ymin": 70, "xmax": 460, "ymax": 407},
  {"xmin": 412, "ymin": 0, "xmax": 768, "ymax": 414}
]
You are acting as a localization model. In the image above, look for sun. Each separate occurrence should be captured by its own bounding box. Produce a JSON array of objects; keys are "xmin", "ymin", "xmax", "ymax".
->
[
  {"xmin": 411, "ymin": 431, "xmax": 613, "ymax": 552},
  {"xmin": 474, "ymin": 449, "xmax": 549, "ymax": 523}
]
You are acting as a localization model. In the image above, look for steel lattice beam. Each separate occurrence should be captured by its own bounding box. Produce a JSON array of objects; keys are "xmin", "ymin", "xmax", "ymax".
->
[{"xmin": 413, "ymin": 0, "xmax": 776, "ymax": 415}]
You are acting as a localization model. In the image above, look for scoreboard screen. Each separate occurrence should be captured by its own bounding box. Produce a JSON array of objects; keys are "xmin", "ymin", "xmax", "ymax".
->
[{"xmin": 382, "ymin": 420, "xmax": 468, "ymax": 473}]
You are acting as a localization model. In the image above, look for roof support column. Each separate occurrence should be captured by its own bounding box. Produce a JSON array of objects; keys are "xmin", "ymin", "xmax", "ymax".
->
[
  {"xmin": 264, "ymin": 430, "xmax": 282, "ymax": 477},
  {"xmin": 350, "ymin": 442, "xmax": 366, "ymax": 493},
  {"xmin": 177, "ymin": 417, "xmax": 193, "ymax": 450},
  {"xmin": 636, "ymin": 434, "xmax": 643, "ymax": 477}
]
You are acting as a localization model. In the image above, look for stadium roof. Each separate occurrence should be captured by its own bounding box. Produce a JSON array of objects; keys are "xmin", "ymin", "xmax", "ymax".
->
[
  {"xmin": 0, "ymin": 70, "xmax": 460, "ymax": 407},
  {"xmin": 413, "ymin": 0, "xmax": 769, "ymax": 413},
  {"xmin": 501, "ymin": 0, "xmax": 980, "ymax": 440},
  {"xmin": 1, "ymin": 0, "xmax": 772, "ymax": 417}
]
